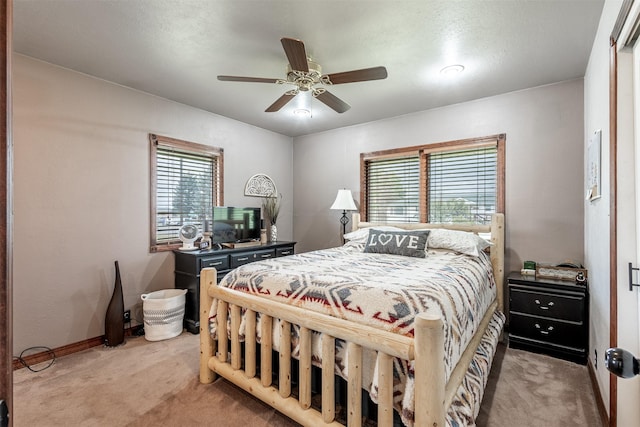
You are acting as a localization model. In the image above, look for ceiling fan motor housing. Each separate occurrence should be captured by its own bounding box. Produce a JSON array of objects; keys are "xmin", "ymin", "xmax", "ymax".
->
[{"xmin": 286, "ymin": 60, "xmax": 322, "ymax": 91}]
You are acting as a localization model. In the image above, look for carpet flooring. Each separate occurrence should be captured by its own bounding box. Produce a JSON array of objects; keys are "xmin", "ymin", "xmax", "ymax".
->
[{"xmin": 13, "ymin": 332, "xmax": 602, "ymax": 426}]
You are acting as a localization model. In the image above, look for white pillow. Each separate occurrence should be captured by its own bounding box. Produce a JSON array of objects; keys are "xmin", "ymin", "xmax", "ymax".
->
[
  {"xmin": 427, "ymin": 229, "xmax": 491, "ymax": 257},
  {"xmin": 343, "ymin": 226, "xmax": 406, "ymax": 244}
]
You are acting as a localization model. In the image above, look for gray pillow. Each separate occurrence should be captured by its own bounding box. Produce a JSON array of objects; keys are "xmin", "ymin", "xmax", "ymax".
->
[{"xmin": 363, "ymin": 229, "xmax": 430, "ymax": 258}]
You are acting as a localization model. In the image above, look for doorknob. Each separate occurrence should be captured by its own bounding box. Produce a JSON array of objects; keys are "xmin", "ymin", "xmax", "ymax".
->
[{"xmin": 605, "ymin": 347, "xmax": 640, "ymax": 378}]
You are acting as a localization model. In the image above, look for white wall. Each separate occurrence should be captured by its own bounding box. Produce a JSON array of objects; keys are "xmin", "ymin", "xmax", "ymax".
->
[
  {"xmin": 12, "ymin": 54, "xmax": 293, "ymax": 352},
  {"xmin": 293, "ymin": 80, "xmax": 585, "ymax": 279}
]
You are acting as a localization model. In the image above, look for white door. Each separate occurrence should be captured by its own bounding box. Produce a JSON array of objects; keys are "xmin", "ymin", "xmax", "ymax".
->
[
  {"xmin": 616, "ymin": 20, "xmax": 640, "ymax": 427},
  {"xmin": 631, "ymin": 16, "xmax": 640, "ymax": 370},
  {"xmin": 635, "ymin": 23, "xmax": 640, "ymax": 365}
]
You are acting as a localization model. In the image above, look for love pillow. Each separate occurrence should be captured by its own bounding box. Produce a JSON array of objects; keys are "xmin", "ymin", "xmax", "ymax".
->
[{"xmin": 363, "ymin": 229, "xmax": 430, "ymax": 258}]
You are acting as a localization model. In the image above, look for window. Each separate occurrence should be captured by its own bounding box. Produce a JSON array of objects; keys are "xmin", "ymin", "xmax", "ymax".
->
[
  {"xmin": 361, "ymin": 134, "xmax": 504, "ymax": 224},
  {"xmin": 150, "ymin": 134, "xmax": 223, "ymax": 252}
]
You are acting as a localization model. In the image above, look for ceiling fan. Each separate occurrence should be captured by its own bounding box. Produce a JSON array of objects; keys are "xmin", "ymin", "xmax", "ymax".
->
[{"xmin": 217, "ymin": 37, "xmax": 388, "ymax": 114}]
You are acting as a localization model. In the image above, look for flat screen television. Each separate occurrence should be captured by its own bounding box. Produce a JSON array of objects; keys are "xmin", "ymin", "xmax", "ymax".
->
[{"xmin": 212, "ymin": 206, "xmax": 261, "ymax": 244}]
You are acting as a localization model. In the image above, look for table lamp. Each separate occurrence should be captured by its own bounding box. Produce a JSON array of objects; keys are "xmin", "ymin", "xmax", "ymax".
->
[{"xmin": 330, "ymin": 189, "xmax": 357, "ymax": 242}]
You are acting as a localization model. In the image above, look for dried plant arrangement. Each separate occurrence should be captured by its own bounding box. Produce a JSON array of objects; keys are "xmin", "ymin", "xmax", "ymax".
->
[{"xmin": 262, "ymin": 193, "xmax": 281, "ymax": 225}]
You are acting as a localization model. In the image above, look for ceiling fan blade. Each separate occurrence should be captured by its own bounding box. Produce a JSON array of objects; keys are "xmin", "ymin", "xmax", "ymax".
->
[
  {"xmin": 265, "ymin": 93, "xmax": 297, "ymax": 112},
  {"xmin": 281, "ymin": 37, "xmax": 309, "ymax": 73},
  {"xmin": 324, "ymin": 66, "xmax": 388, "ymax": 85},
  {"xmin": 218, "ymin": 75, "xmax": 280, "ymax": 83},
  {"xmin": 315, "ymin": 90, "xmax": 351, "ymax": 113}
]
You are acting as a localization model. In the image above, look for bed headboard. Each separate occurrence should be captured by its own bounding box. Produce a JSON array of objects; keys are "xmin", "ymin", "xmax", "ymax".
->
[{"xmin": 352, "ymin": 213, "xmax": 505, "ymax": 312}]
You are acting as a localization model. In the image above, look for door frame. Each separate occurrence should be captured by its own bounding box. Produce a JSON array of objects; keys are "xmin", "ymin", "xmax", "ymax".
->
[{"xmin": 0, "ymin": 1, "xmax": 11, "ymax": 426}]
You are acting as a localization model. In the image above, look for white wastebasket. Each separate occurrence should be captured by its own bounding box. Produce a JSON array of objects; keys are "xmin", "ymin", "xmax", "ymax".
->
[{"xmin": 141, "ymin": 289, "xmax": 187, "ymax": 341}]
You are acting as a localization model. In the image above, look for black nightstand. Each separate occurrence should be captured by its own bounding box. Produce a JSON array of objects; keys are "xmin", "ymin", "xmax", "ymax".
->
[{"xmin": 508, "ymin": 272, "xmax": 589, "ymax": 364}]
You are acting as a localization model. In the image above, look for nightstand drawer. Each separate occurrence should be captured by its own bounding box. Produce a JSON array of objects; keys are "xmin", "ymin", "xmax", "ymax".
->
[
  {"xmin": 510, "ymin": 313, "xmax": 585, "ymax": 349},
  {"xmin": 510, "ymin": 288, "xmax": 584, "ymax": 322},
  {"xmin": 199, "ymin": 255, "xmax": 229, "ymax": 271}
]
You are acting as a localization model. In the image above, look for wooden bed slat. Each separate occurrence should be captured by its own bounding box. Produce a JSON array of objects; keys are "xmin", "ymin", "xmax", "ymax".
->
[
  {"xmin": 261, "ymin": 314, "xmax": 273, "ymax": 387},
  {"xmin": 299, "ymin": 326, "xmax": 312, "ymax": 409},
  {"xmin": 217, "ymin": 300, "xmax": 228, "ymax": 363},
  {"xmin": 377, "ymin": 352, "xmax": 394, "ymax": 426},
  {"xmin": 347, "ymin": 342, "xmax": 363, "ymax": 427},
  {"xmin": 279, "ymin": 320, "xmax": 292, "ymax": 398},
  {"xmin": 245, "ymin": 309, "xmax": 257, "ymax": 378},
  {"xmin": 231, "ymin": 304, "xmax": 241, "ymax": 370},
  {"xmin": 322, "ymin": 333, "xmax": 336, "ymax": 423}
]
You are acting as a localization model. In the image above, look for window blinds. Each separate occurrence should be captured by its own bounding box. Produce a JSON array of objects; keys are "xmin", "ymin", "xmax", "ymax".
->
[
  {"xmin": 427, "ymin": 146, "xmax": 497, "ymax": 224},
  {"xmin": 365, "ymin": 156, "xmax": 421, "ymax": 222},
  {"xmin": 155, "ymin": 146, "xmax": 217, "ymax": 243}
]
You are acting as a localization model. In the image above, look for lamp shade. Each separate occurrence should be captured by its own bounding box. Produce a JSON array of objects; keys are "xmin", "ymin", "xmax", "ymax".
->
[{"xmin": 330, "ymin": 189, "xmax": 357, "ymax": 211}]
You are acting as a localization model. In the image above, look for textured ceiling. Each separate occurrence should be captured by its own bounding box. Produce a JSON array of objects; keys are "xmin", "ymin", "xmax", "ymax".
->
[{"xmin": 13, "ymin": 0, "xmax": 604, "ymax": 137}]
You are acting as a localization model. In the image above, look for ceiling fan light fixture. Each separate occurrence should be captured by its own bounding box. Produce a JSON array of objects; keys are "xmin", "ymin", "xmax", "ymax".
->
[
  {"xmin": 293, "ymin": 108, "xmax": 311, "ymax": 118},
  {"xmin": 293, "ymin": 89, "xmax": 312, "ymax": 118},
  {"xmin": 440, "ymin": 64, "xmax": 465, "ymax": 75}
]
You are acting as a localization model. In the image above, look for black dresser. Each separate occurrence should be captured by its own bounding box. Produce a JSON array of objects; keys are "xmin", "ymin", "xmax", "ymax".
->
[
  {"xmin": 174, "ymin": 241, "xmax": 296, "ymax": 333},
  {"xmin": 508, "ymin": 272, "xmax": 589, "ymax": 364}
]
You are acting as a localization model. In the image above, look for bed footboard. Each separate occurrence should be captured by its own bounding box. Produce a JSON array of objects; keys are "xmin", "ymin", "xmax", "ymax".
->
[{"xmin": 199, "ymin": 267, "xmax": 483, "ymax": 427}]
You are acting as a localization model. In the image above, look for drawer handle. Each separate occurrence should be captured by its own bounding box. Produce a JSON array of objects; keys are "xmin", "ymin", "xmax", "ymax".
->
[
  {"xmin": 280, "ymin": 251, "xmax": 291, "ymax": 255},
  {"xmin": 534, "ymin": 299, "xmax": 554, "ymax": 310},
  {"xmin": 237, "ymin": 257, "xmax": 249, "ymax": 262},
  {"xmin": 534, "ymin": 323, "xmax": 554, "ymax": 335},
  {"xmin": 261, "ymin": 254, "xmax": 272, "ymax": 258},
  {"xmin": 208, "ymin": 261, "xmax": 222, "ymax": 266}
]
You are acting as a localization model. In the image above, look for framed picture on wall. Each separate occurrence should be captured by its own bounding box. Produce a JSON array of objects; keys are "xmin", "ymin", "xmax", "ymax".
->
[{"xmin": 587, "ymin": 129, "xmax": 601, "ymax": 202}]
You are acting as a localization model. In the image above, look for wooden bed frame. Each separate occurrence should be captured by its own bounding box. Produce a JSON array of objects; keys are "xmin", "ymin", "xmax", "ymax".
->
[{"xmin": 199, "ymin": 213, "xmax": 504, "ymax": 427}]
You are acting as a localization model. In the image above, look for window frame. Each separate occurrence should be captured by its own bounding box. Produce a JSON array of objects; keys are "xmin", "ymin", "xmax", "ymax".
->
[
  {"xmin": 360, "ymin": 134, "xmax": 505, "ymax": 223},
  {"xmin": 149, "ymin": 133, "xmax": 224, "ymax": 252}
]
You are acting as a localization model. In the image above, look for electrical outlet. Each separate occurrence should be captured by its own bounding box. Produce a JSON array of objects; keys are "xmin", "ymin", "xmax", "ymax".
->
[{"xmin": 123, "ymin": 310, "xmax": 131, "ymax": 323}]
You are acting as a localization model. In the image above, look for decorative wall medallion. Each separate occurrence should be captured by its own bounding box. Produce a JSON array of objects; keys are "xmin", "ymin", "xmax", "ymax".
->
[{"xmin": 244, "ymin": 174, "xmax": 277, "ymax": 197}]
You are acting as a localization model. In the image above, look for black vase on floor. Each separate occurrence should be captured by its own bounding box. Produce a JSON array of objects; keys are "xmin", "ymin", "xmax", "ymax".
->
[{"xmin": 105, "ymin": 260, "xmax": 124, "ymax": 347}]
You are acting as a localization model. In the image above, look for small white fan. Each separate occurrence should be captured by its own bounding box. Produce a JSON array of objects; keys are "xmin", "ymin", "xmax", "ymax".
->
[{"xmin": 178, "ymin": 224, "xmax": 200, "ymax": 251}]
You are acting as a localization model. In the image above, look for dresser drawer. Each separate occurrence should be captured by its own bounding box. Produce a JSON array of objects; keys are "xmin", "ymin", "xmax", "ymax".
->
[
  {"xmin": 199, "ymin": 255, "xmax": 229, "ymax": 271},
  {"xmin": 230, "ymin": 249, "xmax": 276, "ymax": 268},
  {"xmin": 510, "ymin": 288, "xmax": 584, "ymax": 322},
  {"xmin": 510, "ymin": 313, "xmax": 585, "ymax": 350},
  {"xmin": 276, "ymin": 246, "xmax": 295, "ymax": 257},
  {"xmin": 254, "ymin": 249, "xmax": 276, "ymax": 261}
]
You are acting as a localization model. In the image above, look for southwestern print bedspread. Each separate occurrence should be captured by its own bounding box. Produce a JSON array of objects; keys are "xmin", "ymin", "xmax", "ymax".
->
[{"xmin": 208, "ymin": 245, "xmax": 497, "ymax": 426}]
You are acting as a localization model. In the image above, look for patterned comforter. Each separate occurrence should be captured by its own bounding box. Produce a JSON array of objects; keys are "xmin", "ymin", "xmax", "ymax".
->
[{"xmin": 209, "ymin": 244, "xmax": 499, "ymax": 426}]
